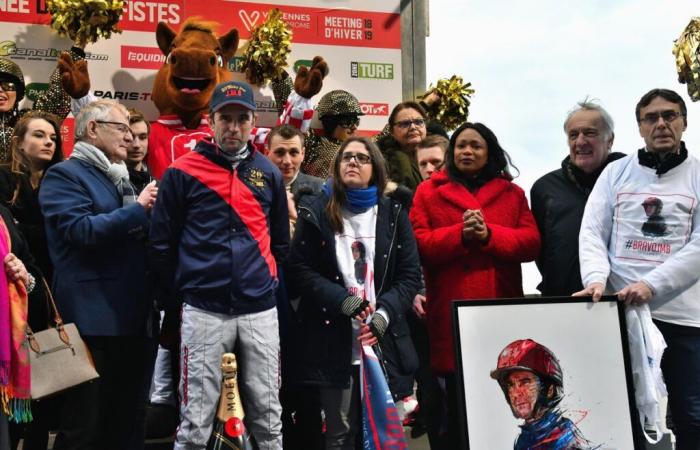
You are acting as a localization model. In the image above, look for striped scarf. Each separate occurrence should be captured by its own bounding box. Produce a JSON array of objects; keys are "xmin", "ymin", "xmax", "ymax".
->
[{"xmin": 0, "ymin": 216, "xmax": 31, "ymax": 423}]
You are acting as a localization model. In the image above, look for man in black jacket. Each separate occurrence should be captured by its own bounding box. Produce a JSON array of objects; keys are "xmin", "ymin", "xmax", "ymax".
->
[{"xmin": 531, "ymin": 99, "xmax": 624, "ymax": 296}]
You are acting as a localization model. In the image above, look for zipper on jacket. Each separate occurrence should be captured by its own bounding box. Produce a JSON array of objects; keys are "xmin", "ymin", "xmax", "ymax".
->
[
  {"xmin": 229, "ymin": 167, "xmax": 238, "ymax": 306},
  {"xmin": 376, "ymin": 202, "xmax": 400, "ymax": 296}
]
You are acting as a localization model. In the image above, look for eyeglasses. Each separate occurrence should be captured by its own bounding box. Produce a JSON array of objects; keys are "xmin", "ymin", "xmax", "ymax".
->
[
  {"xmin": 340, "ymin": 152, "xmax": 371, "ymax": 165},
  {"xmin": 337, "ymin": 117, "xmax": 360, "ymax": 129},
  {"xmin": 96, "ymin": 120, "xmax": 133, "ymax": 137},
  {"xmin": 394, "ymin": 118, "xmax": 426, "ymax": 129},
  {"xmin": 0, "ymin": 81, "xmax": 17, "ymax": 92},
  {"xmin": 640, "ymin": 111, "xmax": 683, "ymax": 125}
]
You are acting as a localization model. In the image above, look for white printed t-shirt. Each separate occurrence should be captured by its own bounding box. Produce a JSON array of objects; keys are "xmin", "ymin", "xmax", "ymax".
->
[
  {"xmin": 579, "ymin": 153, "xmax": 700, "ymax": 327},
  {"xmin": 335, "ymin": 206, "xmax": 379, "ymax": 364}
]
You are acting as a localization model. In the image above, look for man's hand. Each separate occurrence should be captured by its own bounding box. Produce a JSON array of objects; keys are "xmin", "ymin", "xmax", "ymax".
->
[
  {"xmin": 616, "ymin": 281, "xmax": 654, "ymax": 306},
  {"xmin": 294, "ymin": 56, "xmax": 329, "ymax": 98},
  {"xmin": 137, "ymin": 181, "xmax": 158, "ymax": 212},
  {"xmin": 413, "ymin": 294, "xmax": 426, "ymax": 319},
  {"xmin": 58, "ymin": 51, "xmax": 90, "ymax": 99},
  {"xmin": 572, "ymin": 282, "xmax": 605, "ymax": 302}
]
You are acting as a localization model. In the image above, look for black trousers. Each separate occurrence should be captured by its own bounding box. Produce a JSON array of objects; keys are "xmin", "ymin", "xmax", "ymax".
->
[
  {"xmin": 409, "ymin": 314, "xmax": 447, "ymax": 450},
  {"xmin": 655, "ymin": 320, "xmax": 700, "ymax": 450},
  {"xmin": 53, "ymin": 335, "xmax": 153, "ymax": 450}
]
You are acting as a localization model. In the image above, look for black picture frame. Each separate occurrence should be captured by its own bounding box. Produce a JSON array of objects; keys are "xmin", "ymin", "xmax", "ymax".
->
[{"xmin": 452, "ymin": 295, "xmax": 640, "ymax": 449}]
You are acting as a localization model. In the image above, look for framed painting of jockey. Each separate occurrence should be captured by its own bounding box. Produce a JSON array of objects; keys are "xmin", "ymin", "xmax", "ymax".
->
[{"xmin": 453, "ymin": 296, "xmax": 642, "ymax": 450}]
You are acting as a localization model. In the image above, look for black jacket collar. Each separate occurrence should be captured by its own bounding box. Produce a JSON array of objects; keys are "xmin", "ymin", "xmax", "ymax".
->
[{"xmin": 637, "ymin": 142, "xmax": 688, "ymax": 175}]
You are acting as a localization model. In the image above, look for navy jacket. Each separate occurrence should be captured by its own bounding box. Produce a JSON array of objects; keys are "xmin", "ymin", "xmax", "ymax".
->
[
  {"xmin": 39, "ymin": 158, "xmax": 150, "ymax": 336},
  {"xmin": 149, "ymin": 139, "xmax": 289, "ymax": 315},
  {"xmin": 287, "ymin": 192, "xmax": 421, "ymax": 399}
]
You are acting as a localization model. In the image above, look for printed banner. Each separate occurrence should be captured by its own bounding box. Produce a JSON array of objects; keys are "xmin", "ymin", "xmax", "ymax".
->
[
  {"xmin": 1, "ymin": 0, "xmax": 402, "ymax": 136},
  {"xmin": 361, "ymin": 345, "xmax": 407, "ymax": 450}
]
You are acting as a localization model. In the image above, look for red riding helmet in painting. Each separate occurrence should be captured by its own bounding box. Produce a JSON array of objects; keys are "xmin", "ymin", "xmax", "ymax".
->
[
  {"xmin": 490, "ymin": 339, "xmax": 563, "ymax": 385},
  {"xmin": 490, "ymin": 339, "xmax": 564, "ymax": 411}
]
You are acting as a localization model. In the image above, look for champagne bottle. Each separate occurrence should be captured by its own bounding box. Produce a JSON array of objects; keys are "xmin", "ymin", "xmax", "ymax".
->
[{"xmin": 207, "ymin": 353, "xmax": 253, "ymax": 450}]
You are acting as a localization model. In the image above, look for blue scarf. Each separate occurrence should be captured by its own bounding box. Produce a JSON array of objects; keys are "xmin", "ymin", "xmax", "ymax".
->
[{"xmin": 322, "ymin": 180, "xmax": 378, "ymax": 214}]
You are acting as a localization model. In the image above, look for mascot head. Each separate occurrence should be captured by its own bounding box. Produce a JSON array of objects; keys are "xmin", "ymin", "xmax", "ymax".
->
[{"xmin": 152, "ymin": 18, "xmax": 239, "ymax": 123}]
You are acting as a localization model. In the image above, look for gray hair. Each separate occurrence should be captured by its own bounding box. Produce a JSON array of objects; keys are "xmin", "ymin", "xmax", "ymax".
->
[
  {"xmin": 563, "ymin": 97, "xmax": 614, "ymax": 140},
  {"xmin": 74, "ymin": 99, "xmax": 130, "ymax": 141}
]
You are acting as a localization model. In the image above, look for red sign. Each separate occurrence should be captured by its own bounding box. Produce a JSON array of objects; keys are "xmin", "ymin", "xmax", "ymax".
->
[
  {"xmin": 121, "ymin": 45, "xmax": 166, "ymax": 69},
  {"xmin": 186, "ymin": 1, "xmax": 400, "ymax": 49},
  {"xmin": 119, "ymin": 0, "xmax": 184, "ymax": 32},
  {"xmin": 0, "ymin": 0, "xmax": 50, "ymax": 24},
  {"xmin": 359, "ymin": 103, "xmax": 389, "ymax": 116},
  {"xmin": 61, "ymin": 117, "xmax": 74, "ymax": 156}
]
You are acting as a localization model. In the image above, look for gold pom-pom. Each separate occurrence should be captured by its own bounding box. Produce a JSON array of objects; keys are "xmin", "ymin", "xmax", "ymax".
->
[
  {"xmin": 47, "ymin": 0, "xmax": 124, "ymax": 45},
  {"xmin": 673, "ymin": 17, "xmax": 700, "ymax": 101},
  {"xmin": 419, "ymin": 75, "xmax": 475, "ymax": 131},
  {"xmin": 241, "ymin": 8, "xmax": 292, "ymax": 86}
]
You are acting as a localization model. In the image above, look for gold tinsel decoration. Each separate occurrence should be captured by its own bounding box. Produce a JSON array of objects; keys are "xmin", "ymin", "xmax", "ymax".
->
[
  {"xmin": 673, "ymin": 17, "xmax": 700, "ymax": 101},
  {"xmin": 47, "ymin": 0, "xmax": 123, "ymax": 45},
  {"xmin": 419, "ymin": 75, "xmax": 475, "ymax": 131},
  {"xmin": 241, "ymin": 8, "xmax": 292, "ymax": 86}
]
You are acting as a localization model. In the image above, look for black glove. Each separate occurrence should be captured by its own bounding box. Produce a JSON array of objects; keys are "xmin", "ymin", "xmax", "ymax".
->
[
  {"xmin": 369, "ymin": 313, "xmax": 388, "ymax": 339},
  {"xmin": 340, "ymin": 296, "xmax": 369, "ymax": 317}
]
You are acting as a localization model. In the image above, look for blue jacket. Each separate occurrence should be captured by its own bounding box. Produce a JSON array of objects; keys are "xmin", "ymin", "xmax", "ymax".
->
[
  {"xmin": 149, "ymin": 139, "xmax": 289, "ymax": 315},
  {"xmin": 39, "ymin": 158, "xmax": 150, "ymax": 336}
]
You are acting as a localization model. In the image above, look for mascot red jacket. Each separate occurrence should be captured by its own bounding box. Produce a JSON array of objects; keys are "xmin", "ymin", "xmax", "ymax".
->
[{"xmin": 147, "ymin": 19, "xmax": 239, "ymax": 180}]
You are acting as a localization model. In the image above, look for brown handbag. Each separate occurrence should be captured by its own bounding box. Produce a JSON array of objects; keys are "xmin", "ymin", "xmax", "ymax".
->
[{"xmin": 25, "ymin": 278, "xmax": 99, "ymax": 400}]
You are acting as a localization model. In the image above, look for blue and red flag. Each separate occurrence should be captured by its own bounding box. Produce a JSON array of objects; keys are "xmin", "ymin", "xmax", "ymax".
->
[{"xmin": 361, "ymin": 345, "xmax": 407, "ymax": 450}]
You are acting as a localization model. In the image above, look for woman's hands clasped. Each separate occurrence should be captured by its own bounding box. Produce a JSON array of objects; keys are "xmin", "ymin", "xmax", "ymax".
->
[{"xmin": 462, "ymin": 209, "xmax": 490, "ymax": 244}]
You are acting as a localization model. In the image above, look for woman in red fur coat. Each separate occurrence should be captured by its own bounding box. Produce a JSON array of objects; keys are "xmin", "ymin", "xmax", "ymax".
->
[{"xmin": 409, "ymin": 121, "xmax": 540, "ymax": 449}]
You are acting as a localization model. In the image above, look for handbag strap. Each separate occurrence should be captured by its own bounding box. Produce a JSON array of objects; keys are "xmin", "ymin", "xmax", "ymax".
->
[
  {"xmin": 40, "ymin": 277, "xmax": 63, "ymax": 328},
  {"xmin": 26, "ymin": 278, "xmax": 71, "ymax": 353}
]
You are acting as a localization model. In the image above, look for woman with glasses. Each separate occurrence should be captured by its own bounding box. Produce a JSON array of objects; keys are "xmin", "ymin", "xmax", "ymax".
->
[
  {"xmin": 288, "ymin": 136, "xmax": 421, "ymax": 449},
  {"xmin": 410, "ymin": 122, "xmax": 541, "ymax": 449},
  {"xmin": 377, "ymin": 101, "xmax": 431, "ymax": 192}
]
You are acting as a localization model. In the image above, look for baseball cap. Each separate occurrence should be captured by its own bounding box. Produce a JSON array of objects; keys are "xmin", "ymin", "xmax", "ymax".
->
[{"xmin": 210, "ymin": 80, "xmax": 256, "ymax": 112}]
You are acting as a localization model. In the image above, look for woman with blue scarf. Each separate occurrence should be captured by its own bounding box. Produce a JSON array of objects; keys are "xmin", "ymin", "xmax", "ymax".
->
[{"xmin": 288, "ymin": 136, "xmax": 422, "ymax": 449}]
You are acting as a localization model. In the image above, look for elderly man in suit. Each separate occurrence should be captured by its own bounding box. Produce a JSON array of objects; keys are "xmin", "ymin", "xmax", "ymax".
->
[{"xmin": 39, "ymin": 99, "xmax": 158, "ymax": 450}]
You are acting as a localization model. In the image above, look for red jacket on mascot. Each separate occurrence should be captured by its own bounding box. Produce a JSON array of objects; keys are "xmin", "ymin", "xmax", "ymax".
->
[{"xmin": 147, "ymin": 19, "xmax": 239, "ymax": 180}]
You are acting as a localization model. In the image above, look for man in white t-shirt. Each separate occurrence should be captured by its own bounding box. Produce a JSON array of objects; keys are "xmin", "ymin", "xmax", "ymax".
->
[{"xmin": 577, "ymin": 88, "xmax": 700, "ymax": 448}]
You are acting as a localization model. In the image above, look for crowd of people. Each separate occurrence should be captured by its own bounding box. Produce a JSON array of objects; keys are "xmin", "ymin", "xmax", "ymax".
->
[{"xmin": 1, "ymin": 46, "xmax": 700, "ymax": 450}]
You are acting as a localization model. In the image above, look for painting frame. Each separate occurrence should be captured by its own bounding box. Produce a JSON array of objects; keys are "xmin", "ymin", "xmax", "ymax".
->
[{"xmin": 452, "ymin": 296, "xmax": 640, "ymax": 450}]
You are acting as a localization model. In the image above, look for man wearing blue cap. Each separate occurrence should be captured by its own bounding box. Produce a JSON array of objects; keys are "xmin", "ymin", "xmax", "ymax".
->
[{"xmin": 149, "ymin": 80, "xmax": 288, "ymax": 450}]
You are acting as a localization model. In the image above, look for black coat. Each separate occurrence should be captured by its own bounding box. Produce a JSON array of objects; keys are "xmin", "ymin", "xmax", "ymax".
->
[
  {"xmin": 530, "ymin": 153, "xmax": 625, "ymax": 296},
  {"xmin": 0, "ymin": 167, "xmax": 53, "ymax": 281},
  {"xmin": 0, "ymin": 205, "xmax": 47, "ymax": 331},
  {"xmin": 287, "ymin": 192, "xmax": 421, "ymax": 400}
]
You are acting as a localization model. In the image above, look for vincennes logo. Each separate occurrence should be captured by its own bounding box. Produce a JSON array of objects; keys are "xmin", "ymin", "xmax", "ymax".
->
[
  {"xmin": 237, "ymin": 8, "xmax": 311, "ymax": 32},
  {"xmin": 239, "ymin": 10, "xmax": 262, "ymax": 31}
]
